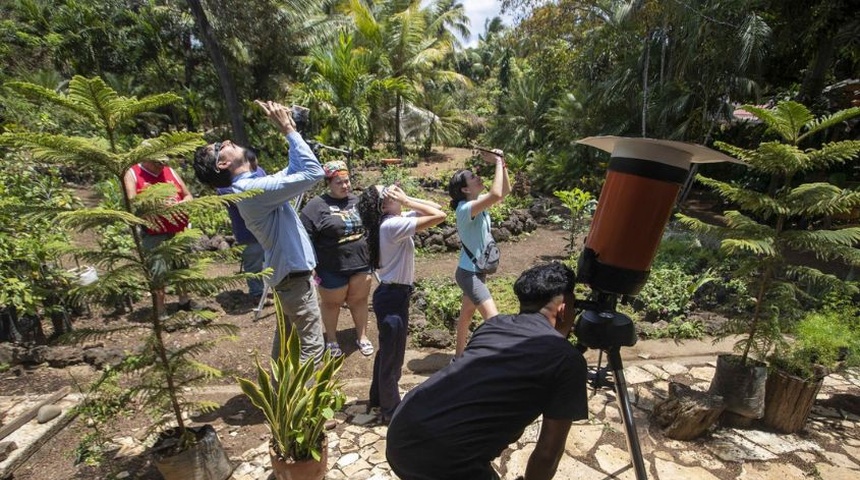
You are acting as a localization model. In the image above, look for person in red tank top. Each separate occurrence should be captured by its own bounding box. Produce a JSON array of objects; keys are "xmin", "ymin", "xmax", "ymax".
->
[{"xmin": 123, "ymin": 159, "xmax": 194, "ymax": 317}]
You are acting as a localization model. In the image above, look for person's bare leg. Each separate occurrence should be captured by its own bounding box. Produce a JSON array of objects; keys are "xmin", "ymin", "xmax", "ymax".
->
[
  {"xmin": 318, "ymin": 285, "xmax": 348, "ymax": 344},
  {"xmin": 476, "ymin": 297, "xmax": 498, "ymax": 321},
  {"xmin": 455, "ymin": 296, "xmax": 477, "ymax": 357},
  {"xmin": 455, "ymin": 296, "xmax": 499, "ymax": 357},
  {"xmin": 345, "ymin": 273, "xmax": 372, "ymax": 343}
]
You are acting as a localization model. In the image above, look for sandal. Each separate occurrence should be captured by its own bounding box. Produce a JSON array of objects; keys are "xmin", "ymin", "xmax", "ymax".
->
[
  {"xmin": 356, "ymin": 339, "xmax": 374, "ymax": 356},
  {"xmin": 325, "ymin": 342, "xmax": 343, "ymax": 358}
]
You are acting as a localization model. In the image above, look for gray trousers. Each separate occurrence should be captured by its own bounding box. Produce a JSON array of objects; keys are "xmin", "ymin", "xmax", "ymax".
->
[{"xmin": 272, "ymin": 274, "xmax": 324, "ymax": 364}]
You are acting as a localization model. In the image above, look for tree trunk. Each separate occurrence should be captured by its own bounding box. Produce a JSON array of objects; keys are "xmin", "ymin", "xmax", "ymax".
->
[
  {"xmin": 395, "ymin": 94, "xmax": 403, "ymax": 157},
  {"xmin": 761, "ymin": 369, "xmax": 823, "ymax": 433},
  {"xmin": 187, "ymin": 0, "xmax": 249, "ymax": 146},
  {"xmin": 652, "ymin": 382, "xmax": 725, "ymax": 440}
]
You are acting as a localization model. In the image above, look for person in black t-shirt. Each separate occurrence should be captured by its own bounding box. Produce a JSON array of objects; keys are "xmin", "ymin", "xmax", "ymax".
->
[
  {"xmin": 300, "ymin": 160, "xmax": 374, "ymax": 358},
  {"xmin": 386, "ymin": 262, "xmax": 588, "ymax": 480}
]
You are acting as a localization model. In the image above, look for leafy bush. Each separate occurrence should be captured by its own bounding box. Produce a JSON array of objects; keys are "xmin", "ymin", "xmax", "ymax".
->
[
  {"xmin": 634, "ymin": 266, "xmax": 713, "ymax": 321},
  {"xmin": 770, "ymin": 311, "xmax": 860, "ymax": 380},
  {"xmin": 413, "ymin": 277, "xmax": 462, "ymax": 327}
]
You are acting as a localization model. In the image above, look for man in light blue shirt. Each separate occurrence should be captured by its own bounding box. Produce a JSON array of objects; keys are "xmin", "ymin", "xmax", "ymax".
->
[{"xmin": 193, "ymin": 100, "xmax": 325, "ymax": 363}]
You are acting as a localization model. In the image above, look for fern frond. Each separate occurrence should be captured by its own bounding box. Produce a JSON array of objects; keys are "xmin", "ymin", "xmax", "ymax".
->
[
  {"xmin": 123, "ymin": 132, "xmax": 204, "ymax": 168},
  {"xmin": 697, "ymin": 176, "xmax": 785, "ymax": 216},
  {"xmin": 174, "ymin": 190, "xmax": 263, "ymax": 216},
  {"xmin": 783, "ymin": 228, "xmax": 860, "ymax": 252},
  {"xmin": 714, "ymin": 141, "xmax": 807, "ymax": 175},
  {"xmin": 721, "ymin": 238, "xmax": 777, "ymax": 257},
  {"xmin": 168, "ymin": 341, "xmax": 221, "ymax": 363},
  {"xmin": 67, "ymin": 76, "xmax": 122, "ymax": 131},
  {"xmin": 785, "ymin": 265, "xmax": 846, "ymax": 293},
  {"xmin": 0, "ymin": 133, "xmax": 120, "ymax": 175},
  {"xmin": 805, "ymin": 141, "xmax": 860, "ymax": 171},
  {"xmin": 56, "ymin": 207, "xmax": 146, "ymax": 231},
  {"xmin": 676, "ymin": 213, "xmax": 727, "ymax": 238},
  {"xmin": 722, "ymin": 211, "xmax": 775, "ymax": 237},
  {"xmin": 784, "ymin": 183, "xmax": 860, "ymax": 217},
  {"xmin": 112, "ymin": 93, "xmax": 183, "ymax": 127},
  {"xmin": 799, "ymin": 107, "xmax": 860, "ymax": 142},
  {"xmin": 4, "ymin": 81, "xmax": 96, "ymax": 123},
  {"xmin": 742, "ymin": 102, "xmax": 812, "ymax": 144},
  {"xmin": 184, "ymin": 360, "xmax": 225, "ymax": 379}
]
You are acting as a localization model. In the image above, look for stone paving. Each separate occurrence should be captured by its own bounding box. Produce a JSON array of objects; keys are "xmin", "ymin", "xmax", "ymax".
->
[{"xmin": 227, "ymin": 361, "xmax": 860, "ymax": 480}]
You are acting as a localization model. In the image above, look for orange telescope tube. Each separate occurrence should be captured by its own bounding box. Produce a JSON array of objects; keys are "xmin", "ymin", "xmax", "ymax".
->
[{"xmin": 576, "ymin": 137, "xmax": 741, "ymax": 296}]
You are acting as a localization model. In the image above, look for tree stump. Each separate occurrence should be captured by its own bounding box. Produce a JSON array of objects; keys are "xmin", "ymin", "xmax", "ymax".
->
[
  {"xmin": 761, "ymin": 369, "xmax": 823, "ymax": 433},
  {"xmin": 652, "ymin": 382, "xmax": 725, "ymax": 440}
]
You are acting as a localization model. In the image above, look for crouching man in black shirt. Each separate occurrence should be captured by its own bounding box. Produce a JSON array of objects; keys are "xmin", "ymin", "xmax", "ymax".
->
[{"xmin": 386, "ymin": 262, "xmax": 588, "ymax": 480}]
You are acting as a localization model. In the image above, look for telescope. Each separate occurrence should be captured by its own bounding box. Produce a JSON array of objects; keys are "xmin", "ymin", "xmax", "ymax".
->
[{"xmin": 573, "ymin": 136, "xmax": 740, "ymax": 480}]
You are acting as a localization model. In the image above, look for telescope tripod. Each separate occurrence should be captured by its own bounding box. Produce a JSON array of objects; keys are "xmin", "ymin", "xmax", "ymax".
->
[
  {"xmin": 575, "ymin": 304, "xmax": 648, "ymax": 480},
  {"xmin": 589, "ymin": 346, "xmax": 648, "ymax": 480}
]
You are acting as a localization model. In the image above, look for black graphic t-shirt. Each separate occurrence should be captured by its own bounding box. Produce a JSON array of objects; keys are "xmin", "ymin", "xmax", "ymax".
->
[{"xmin": 300, "ymin": 193, "xmax": 370, "ymax": 273}]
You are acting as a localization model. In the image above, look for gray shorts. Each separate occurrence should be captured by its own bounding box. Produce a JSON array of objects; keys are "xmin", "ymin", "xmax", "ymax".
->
[{"xmin": 455, "ymin": 267, "xmax": 492, "ymax": 306}]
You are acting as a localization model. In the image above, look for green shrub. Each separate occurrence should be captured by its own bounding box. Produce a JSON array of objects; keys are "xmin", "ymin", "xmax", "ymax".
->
[{"xmin": 771, "ymin": 311, "xmax": 860, "ymax": 380}]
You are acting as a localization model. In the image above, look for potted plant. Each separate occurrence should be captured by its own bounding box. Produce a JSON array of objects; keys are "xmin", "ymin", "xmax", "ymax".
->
[
  {"xmin": 762, "ymin": 309, "xmax": 860, "ymax": 433},
  {"xmin": 1, "ymin": 76, "xmax": 253, "ymax": 479},
  {"xmin": 237, "ymin": 298, "xmax": 345, "ymax": 480},
  {"xmin": 679, "ymin": 101, "xmax": 860, "ymax": 421}
]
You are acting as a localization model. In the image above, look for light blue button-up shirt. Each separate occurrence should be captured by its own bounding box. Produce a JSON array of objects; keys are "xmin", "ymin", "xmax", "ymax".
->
[{"xmin": 232, "ymin": 132, "xmax": 324, "ymax": 286}]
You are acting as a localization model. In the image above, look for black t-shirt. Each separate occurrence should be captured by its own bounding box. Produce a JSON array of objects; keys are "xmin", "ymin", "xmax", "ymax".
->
[
  {"xmin": 386, "ymin": 313, "xmax": 588, "ymax": 479},
  {"xmin": 300, "ymin": 193, "xmax": 369, "ymax": 273}
]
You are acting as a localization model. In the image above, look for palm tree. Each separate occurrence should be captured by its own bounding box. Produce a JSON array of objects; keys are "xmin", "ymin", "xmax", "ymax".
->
[{"xmin": 344, "ymin": 0, "xmax": 468, "ymax": 153}]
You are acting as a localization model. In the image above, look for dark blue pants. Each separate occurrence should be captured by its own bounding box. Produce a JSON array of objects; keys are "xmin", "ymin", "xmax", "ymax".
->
[{"xmin": 369, "ymin": 283, "xmax": 412, "ymax": 419}]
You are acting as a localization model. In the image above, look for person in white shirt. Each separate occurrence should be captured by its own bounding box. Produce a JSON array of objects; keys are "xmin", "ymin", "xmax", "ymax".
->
[{"xmin": 356, "ymin": 184, "xmax": 445, "ymax": 423}]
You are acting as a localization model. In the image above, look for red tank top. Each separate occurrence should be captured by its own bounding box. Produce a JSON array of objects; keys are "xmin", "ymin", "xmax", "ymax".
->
[{"xmin": 131, "ymin": 163, "xmax": 190, "ymax": 235}]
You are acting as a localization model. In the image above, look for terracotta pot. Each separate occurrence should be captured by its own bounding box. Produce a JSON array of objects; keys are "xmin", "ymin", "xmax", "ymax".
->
[
  {"xmin": 152, "ymin": 425, "xmax": 233, "ymax": 480},
  {"xmin": 381, "ymin": 158, "xmax": 402, "ymax": 166},
  {"xmin": 269, "ymin": 436, "xmax": 328, "ymax": 480}
]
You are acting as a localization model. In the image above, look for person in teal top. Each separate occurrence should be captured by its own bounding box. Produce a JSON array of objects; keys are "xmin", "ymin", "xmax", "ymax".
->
[{"xmin": 447, "ymin": 147, "xmax": 511, "ymax": 358}]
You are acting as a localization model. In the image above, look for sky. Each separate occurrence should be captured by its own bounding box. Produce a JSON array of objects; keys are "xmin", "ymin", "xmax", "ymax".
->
[{"xmin": 462, "ymin": 1, "xmax": 512, "ymax": 47}]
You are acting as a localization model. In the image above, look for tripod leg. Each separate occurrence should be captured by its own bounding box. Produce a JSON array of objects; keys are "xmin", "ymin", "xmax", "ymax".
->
[{"xmin": 607, "ymin": 348, "xmax": 648, "ymax": 480}]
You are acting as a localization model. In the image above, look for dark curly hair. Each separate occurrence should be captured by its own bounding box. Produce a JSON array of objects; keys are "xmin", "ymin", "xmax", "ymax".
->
[
  {"xmin": 514, "ymin": 262, "xmax": 576, "ymax": 313},
  {"xmin": 448, "ymin": 169, "xmax": 470, "ymax": 210},
  {"xmin": 357, "ymin": 186, "xmax": 383, "ymax": 270}
]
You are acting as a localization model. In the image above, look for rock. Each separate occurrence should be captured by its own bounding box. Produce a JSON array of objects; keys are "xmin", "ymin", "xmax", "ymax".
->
[
  {"xmin": 37, "ymin": 404, "xmax": 63, "ymax": 423},
  {"xmin": 45, "ymin": 346, "xmax": 84, "ymax": 367},
  {"xmin": 0, "ymin": 343, "xmax": 16, "ymax": 365},
  {"xmin": 0, "ymin": 441, "xmax": 18, "ymax": 462},
  {"xmin": 83, "ymin": 347, "xmax": 125, "ymax": 369},
  {"xmin": 415, "ymin": 328, "xmax": 453, "ymax": 349},
  {"xmin": 441, "ymin": 232, "xmax": 459, "ymax": 250},
  {"xmin": 493, "ymin": 227, "xmax": 512, "ymax": 242}
]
